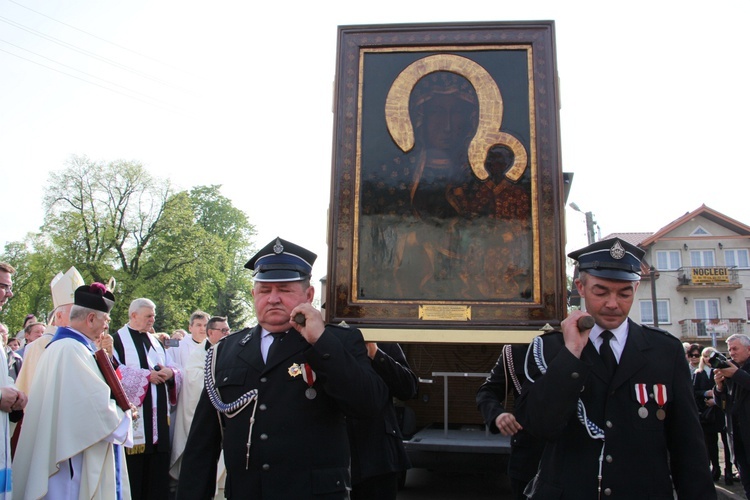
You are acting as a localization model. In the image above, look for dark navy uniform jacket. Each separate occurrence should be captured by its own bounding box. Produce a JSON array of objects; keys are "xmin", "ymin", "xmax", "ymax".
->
[
  {"xmin": 347, "ymin": 342, "xmax": 417, "ymax": 485},
  {"xmin": 476, "ymin": 344, "xmax": 544, "ymax": 483},
  {"xmin": 516, "ymin": 320, "xmax": 716, "ymax": 499},
  {"xmin": 176, "ymin": 324, "xmax": 389, "ymax": 499}
]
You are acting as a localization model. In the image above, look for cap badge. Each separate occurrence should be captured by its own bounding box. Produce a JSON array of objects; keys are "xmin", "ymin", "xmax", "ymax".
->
[
  {"xmin": 273, "ymin": 238, "xmax": 284, "ymax": 255},
  {"xmin": 610, "ymin": 240, "xmax": 626, "ymax": 260}
]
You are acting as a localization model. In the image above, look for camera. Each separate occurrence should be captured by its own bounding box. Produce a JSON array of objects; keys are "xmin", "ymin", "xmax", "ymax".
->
[
  {"xmin": 165, "ymin": 338, "xmax": 180, "ymax": 348},
  {"xmin": 708, "ymin": 351, "xmax": 731, "ymax": 369}
]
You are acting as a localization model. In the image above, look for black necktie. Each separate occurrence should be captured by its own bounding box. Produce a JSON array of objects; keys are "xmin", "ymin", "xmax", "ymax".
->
[
  {"xmin": 266, "ymin": 332, "xmax": 285, "ymax": 363},
  {"xmin": 600, "ymin": 330, "xmax": 617, "ymax": 380}
]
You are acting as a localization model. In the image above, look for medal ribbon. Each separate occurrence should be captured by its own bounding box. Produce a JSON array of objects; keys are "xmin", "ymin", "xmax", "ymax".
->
[
  {"xmin": 653, "ymin": 384, "xmax": 667, "ymax": 406},
  {"xmin": 635, "ymin": 383, "xmax": 648, "ymax": 406},
  {"xmin": 302, "ymin": 363, "xmax": 316, "ymax": 390}
]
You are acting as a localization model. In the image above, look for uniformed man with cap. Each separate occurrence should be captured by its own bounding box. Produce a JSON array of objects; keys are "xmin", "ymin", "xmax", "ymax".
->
[
  {"xmin": 177, "ymin": 237, "xmax": 389, "ymax": 499},
  {"xmin": 515, "ymin": 237, "xmax": 716, "ymax": 499}
]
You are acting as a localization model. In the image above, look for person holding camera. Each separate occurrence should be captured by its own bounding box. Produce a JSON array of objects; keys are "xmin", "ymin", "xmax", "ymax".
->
[
  {"xmin": 695, "ymin": 346, "xmax": 732, "ymax": 483},
  {"xmin": 714, "ymin": 334, "xmax": 750, "ymax": 496}
]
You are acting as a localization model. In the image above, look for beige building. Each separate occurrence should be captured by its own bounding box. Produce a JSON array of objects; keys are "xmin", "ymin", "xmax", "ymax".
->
[{"xmin": 607, "ymin": 205, "xmax": 749, "ymax": 347}]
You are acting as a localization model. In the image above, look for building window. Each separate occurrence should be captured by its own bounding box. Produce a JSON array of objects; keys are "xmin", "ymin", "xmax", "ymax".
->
[
  {"xmin": 695, "ymin": 299, "xmax": 720, "ymax": 320},
  {"xmin": 725, "ymin": 249, "xmax": 749, "ymax": 269},
  {"xmin": 694, "ymin": 299, "xmax": 721, "ymax": 337},
  {"xmin": 690, "ymin": 250, "xmax": 715, "ymax": 267},
  {"xmin": 655, "ymin": 250, "xmax": 681, "ymax": 271},
  {"xmin": 640, "ymin": 300, "xmax": 670, "ymax": 325}
]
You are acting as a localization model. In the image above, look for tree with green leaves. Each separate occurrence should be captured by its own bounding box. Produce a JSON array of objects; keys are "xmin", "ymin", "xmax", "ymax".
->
[{"xmin": 1, "ymin": 155, "xmax": 256, "ymax": 332}]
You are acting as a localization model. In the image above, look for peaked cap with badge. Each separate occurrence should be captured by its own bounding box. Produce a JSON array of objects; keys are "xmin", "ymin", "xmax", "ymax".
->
[
  {"xmin": 568, "ymin": 237, "xmax": 645, "ymax": 282},
  {"xmin": 74, "ymin": 282, "xmax": 115, "ymax": 313},
  {"xmin": 50, "ymin": 266, "xmax": 85, "ymax": 309},
  {"xmin": 245, "ymin": 237, "xmax": 317, "ymax": 282}
]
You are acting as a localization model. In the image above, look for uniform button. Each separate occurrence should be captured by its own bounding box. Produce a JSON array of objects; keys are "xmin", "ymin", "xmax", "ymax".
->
[
  {"xmin": 262, "ymin": 464, "xmax": 270, "ymax": 471},
  {"xmin": 336, "ymin": 480, "xmax": 341, "ymax": 485},
  {"xmin": 571, "ymin": 372, "xmax": 579, "ymax": 379},
  {"xmin": 223, "ymin": 376, "xmax": 229, "ymax": 382},
  {"xmin": 259, "ymin": 404, "xmax": 267, "ymax": 411},
  {"xmin": 606, "ymin": 421, "xmax": 613, "ymax": 428},
  {"xmin": 322, "ymin": 353, "xmax": 331, "ymax": 360},
  {"xmin": 260, "ymin": 377, "xmax": 268, "ymax": 383},
  {"xmin": 260, "ymin": 434, "xmax": 268, "ymax": 440},
  {"xmin": 604, "ymin": 488, "xmax": 612, "ymax": 496},
  {"xmin": 606, "ymin": 455, "xmax": 613, "ymax": 463}
]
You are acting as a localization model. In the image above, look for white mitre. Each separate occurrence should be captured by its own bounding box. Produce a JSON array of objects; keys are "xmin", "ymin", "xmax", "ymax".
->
[{"xmin": 50, "ymin": 266, "xmax": 85, "ymax": 309}]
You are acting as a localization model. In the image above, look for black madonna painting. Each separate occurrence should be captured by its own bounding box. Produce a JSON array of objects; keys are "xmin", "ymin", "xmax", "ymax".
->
[
  {"xmin": 360, "ymin": 53, "xmax": 532, "ymax": 302},
  {"xmin": 328, "ymin": 22, "xmax": 566, "ymax": 328}
]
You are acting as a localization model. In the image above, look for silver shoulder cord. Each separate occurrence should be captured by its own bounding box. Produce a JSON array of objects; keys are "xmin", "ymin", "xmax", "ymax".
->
[
  {"xmin": 503, "ymin": 344, "xmax": 523, "ymax": 395},
  {"xmin": 204, "ymin": 343, "xmax": 260, "ymax": 470},
  {"xmin": 525, "ymin": 335, "xmax": 608, "ymax": 499}
]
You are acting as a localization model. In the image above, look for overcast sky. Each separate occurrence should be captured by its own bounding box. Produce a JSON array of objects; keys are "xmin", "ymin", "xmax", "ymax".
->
[{"xmin": 1, "ymin": 0, "xmax": 748, "ymax": 296}]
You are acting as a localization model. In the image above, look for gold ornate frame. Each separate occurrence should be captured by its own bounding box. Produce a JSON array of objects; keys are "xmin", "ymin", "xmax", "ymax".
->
[{"xmin": 326, "ymin": 22, "xmax": 566, "ymax": 334}]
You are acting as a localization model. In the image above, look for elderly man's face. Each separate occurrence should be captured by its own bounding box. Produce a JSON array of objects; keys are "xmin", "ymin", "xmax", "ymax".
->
[
  {"xmin": 252, "ymin": 281, "xmax": 313, "ymax": 332},
  {"xmin": 55, "ymin": 303, "xmax": 74, "ymax": 328},
  {"xmin": 727, "ymin": 339, "xmax": 750, "ymax": 366},
  {"xmin": 90, "ymin": 312, "xmax": 111, "ymax": 338},
  {"xmin": 130, "ymin": 306, "xmax": 156, "ymax": 333}
]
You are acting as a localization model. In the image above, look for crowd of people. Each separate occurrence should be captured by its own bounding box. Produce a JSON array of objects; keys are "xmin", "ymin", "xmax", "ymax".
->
[
  {"xmin": 0, "ymin": 238, "xmax": 418, "ymax": 499},
  {"xmin": 2, "ymin": 236, "xmax": 750, "ymax": 498}
]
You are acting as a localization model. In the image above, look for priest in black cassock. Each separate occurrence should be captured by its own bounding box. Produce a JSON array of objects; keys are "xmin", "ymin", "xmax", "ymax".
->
[{"xmin": 113, "ymin": 297, "xmax": 181, "ymax": 500}]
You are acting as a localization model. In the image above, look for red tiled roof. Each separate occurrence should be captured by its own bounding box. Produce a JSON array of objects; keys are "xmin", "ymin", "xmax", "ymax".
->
[{"xmin": 601, "ymin": 232, "xmax": 653, "ymax": 246}]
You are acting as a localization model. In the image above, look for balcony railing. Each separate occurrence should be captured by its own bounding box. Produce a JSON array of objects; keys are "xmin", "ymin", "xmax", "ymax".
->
[
  {"xmin": 679, "ymin": 318, "xmax": 746, "ymax": 339},
  {"xmin": 676, "ymin": 266, "xmax": 741, "ymax": 290}
]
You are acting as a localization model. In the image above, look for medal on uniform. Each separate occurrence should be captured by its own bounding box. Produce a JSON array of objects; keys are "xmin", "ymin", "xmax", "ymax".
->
[
  {"xmin": 288, "ymin": 363, "xmax": 302, "ymax": 377},
  {"xmin": 654, "ymin": 383, "xmax": 667, "ymax": 420},
  {"xmin": 635, "ymin": 383, "xmax": 649, "ymax": 418},
  {"xmin": 302, "ymin": 363, "xmax": 317, "ymax": 400}
]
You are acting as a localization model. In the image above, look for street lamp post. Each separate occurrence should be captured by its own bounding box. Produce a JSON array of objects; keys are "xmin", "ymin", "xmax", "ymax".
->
[{"xmin": 569, "ymin": 203, "xmax": 597, "ymax": 245}]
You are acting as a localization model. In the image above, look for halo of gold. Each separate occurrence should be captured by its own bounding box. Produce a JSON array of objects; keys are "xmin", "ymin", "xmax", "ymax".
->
[{"xmin": 385, "ymin": 54, "xmax": 528, "ymax": 182}]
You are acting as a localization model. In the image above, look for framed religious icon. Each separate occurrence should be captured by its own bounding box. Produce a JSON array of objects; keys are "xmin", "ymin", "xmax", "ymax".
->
[{"xmin": 326, "ymin": 21, "xmax": 567, "ymax": 335}]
